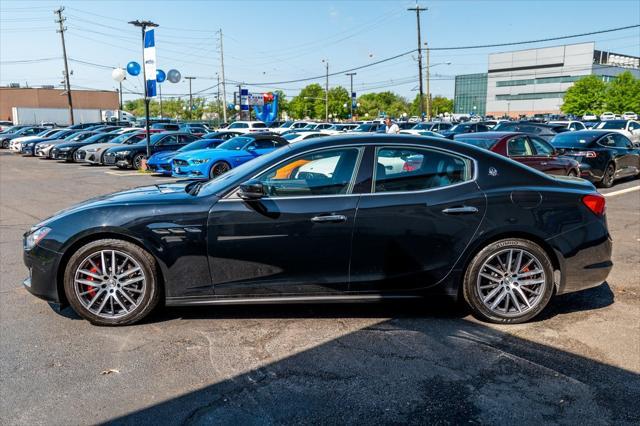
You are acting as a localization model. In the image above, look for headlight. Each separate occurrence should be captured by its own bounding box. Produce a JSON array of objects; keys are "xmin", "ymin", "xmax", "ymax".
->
[
  {"xmin": 118, "ymin": 150, "xmax": 131, "ymax": 156},
  {"xmin": 191, "ymin": 159, "xmax": 210, "ymax": 165},
  {"xmin": 24, "ymin": 227, "xmax": 51, "ymax": 250},
  {"xmin": 58, "ymin": 147, "xmax": 71, "ymax": 151},
  {"xmin": 38, "ymin": 144, "xmax": 50, "ymax": 149}
]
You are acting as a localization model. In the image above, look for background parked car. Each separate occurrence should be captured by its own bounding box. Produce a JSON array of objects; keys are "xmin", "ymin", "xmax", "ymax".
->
[
  {"xmin": 146, "ymin": 137, "xmax": 225, "ymax": 175},
  {"xmin": 171, "ymin": 133, "xmax": 288, "ymax": 179},
  {"xmin": 104, "ymin": 132, "xmax": 200, "ymax": 169},
  {"xmin": 201, "ymin": 130, "xmax": 244, "ymax": 140},
  {"xmin": 0, "ymin": 126, "xmax": 48, "ymax": 148},
  {"xmin": 0, "ymin": 120, "xmax": 13, "ymax": 132},
  {"xmin": 439, "ymin": 122, "xmax": 490, "ymax": 139},
  {"xmin": 492, "ymin": 121, "xmax": 562, "ymax": 142},
  {"xmin": 76, "ymin": 132, "xmax": 147, "ymax": 165},
  {"xmin": 455, "ymin": 132, "xmax": 580, "ymax": 176},
  {"xmin": 600, "ymin": 112, "xmax": 616, "ymax": 121},
  {"xmin": 35, "ymin": 131, "xmax": 101, "ymax": 158},
  {"xmin": 548, "ymin": 120, "xmax": 587, "ymax": 131},
  {"xmin": 410, "ymin": 121, "xmax": 453, "ymax": 133},
  {"xmin": 594, "ymin": 119, "xmax": 640, "ymax": 143},
  {"xmin": 50, "ymin": 132, "xmax": 122, "ymax": 162},
  {"xmin": 226, "ymin": 121, "xmax": 269, "ymax": 133},
  {"xmin": 550, "ymin": 130, "xmax": 640, "ymax": 187},
  {"xmin": 150, "ymin": 123, "xmax": 180, "ymax": 132},
  {"xmin": 9, "ymin": 128, "xmax": 63, "ymax": 152},
  {"xmin": 19, "ymin": 129, "xmax": 78, "ymax": 156},
  {"xmin": 282, "ymin": 131, "xmax": 330, "ymax": 143},
  {"xmin": 622, "ymin": 112, "xmax": 638, "ymax": 120}
]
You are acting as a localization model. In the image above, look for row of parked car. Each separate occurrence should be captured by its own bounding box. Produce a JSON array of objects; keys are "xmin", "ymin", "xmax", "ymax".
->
[{"xmin": 2, "ymin": 116, "xmax": 639, "ymax": 188}]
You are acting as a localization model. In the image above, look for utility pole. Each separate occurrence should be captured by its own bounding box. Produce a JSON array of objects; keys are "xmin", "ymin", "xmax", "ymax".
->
[
  {"xmin": 216, "ymin": 73, "xmax": 220, "ymax": 126},
  {"xmin": 237, "ymin": 83, "xmax": 242, "ymax": 120},
  {"xmin": 118, "ymin": 79, "xmax": 123, "ymax": 121},
  {"xmin": 408, "ymin": 2, "xmax": 427, "ymax": 121},
  {"xmin": 345, "ymin": 72, "xmax": 356, "ymax": 121},
  {"xmin": 322, "ymin": 59, "xmax": 329, "ymax": 122},
  {"xmin": 185, "ymin": 76, "xmax": 195, "ymax": 120},
  {"xmin": 218, "ymin": 29, "xmax": 228, "ymax": 124},
  {"xmin": 128, "ymin": 19, "xmax": 158, "ymax": 159},
  {"xmin": 158, "ymin": 83, "xmax": 163, "ymax": 118},
  {"xmin": 54, "ymin": 7, "xmax": 74, "ymax": 125},
  {"xmin": 425, "ymin": 42, "xmax": 430, "ymax": 120}
]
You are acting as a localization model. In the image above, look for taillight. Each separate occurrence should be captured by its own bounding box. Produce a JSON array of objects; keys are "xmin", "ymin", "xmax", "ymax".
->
[
  {"xmin": 564, "ymin": 150, "xmax": 597, "ymax": 158},
  {"xmin": 582, "ymin": 193, "xmax": 606, "ymax": 216}
]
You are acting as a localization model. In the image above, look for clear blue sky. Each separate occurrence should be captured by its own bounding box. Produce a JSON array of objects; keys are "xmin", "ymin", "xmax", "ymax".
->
[{"xmin": 1, "ymin": 0, "xmax": 639, "ymax": 104}]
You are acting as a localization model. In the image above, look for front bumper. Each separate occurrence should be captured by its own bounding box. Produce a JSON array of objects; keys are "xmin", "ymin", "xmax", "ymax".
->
[
  {"xmin": 51, "ymin": 150, "xmax": 72, "ymax": 161},
  {"xmin": 23, "ymin": 243, "xmax": 64, "ymax": 304},
  {"xmin": 171, "ymin": 162, "xmax": 209, "ymax": 178},
  {"xmin": 548, "ymin": 218, "xmax": 613, "ymax": 295},
  {"xmin": 147, "ymin": 162, "xmax": 173, "ymax": 175}
]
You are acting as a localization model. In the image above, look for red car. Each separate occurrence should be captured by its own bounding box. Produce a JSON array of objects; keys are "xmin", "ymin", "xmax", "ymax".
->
[{"xmin": 454, "ymin": 132, "xmax": 580, "ymax": 176}]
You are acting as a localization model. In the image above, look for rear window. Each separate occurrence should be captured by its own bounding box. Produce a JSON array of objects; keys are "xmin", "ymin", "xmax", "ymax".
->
[
  {"xmin": 252, "ymin": 122, "xmax": 267, "ymax": 128},
  {"xmin": 550, "ymin": 132, "xmax": 599, "ymax": 148},
  {"xmin": 456, "ymin": 137, "xmax": 498, "ymax": 150}
]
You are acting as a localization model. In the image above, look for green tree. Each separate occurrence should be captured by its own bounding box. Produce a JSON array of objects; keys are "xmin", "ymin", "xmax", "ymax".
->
[
  {"xmin": 327, "ymin": 86, "xmax": 350, "ymax": 119},
  {"xmin": 288, "ymin": 83, "xmax": 325, "ymax": 119},
  {"xmin": 358, "ymin": 91, "xmax": 409, "ymax": 119},
  {"xmin": 604, "ymin": 71, "xmax": 640, "ymax": 114},
  {"xmin": 410, "ymin": 94, "xmax": 453, "ymax": 117},
  {"xmin": 561, "ymin": 75, "xmax": 607, "ymax": 116}
]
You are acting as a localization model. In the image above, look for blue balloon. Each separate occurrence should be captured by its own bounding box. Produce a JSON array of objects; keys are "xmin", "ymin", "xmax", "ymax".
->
[
  {"xmin": 156, "ymin": 69, "xmax": 166, "ymax": 83},
  {"xmin": 126, "ymin": 61, "xmax": 141, "ymax": 76}
]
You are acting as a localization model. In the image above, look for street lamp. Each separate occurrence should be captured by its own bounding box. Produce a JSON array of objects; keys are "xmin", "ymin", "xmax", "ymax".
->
[{"xmin": 128, "ymin": 19, "xmax": 158, "ymax": 159}]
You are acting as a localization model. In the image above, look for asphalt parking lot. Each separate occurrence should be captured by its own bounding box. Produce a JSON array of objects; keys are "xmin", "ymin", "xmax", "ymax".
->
[{"xmin": 1, "ymin": 151, "xmax": 639, "ymax": 425}]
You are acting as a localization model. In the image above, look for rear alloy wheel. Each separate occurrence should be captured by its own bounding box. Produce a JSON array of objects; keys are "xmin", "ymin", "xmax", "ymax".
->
[
  {"xmin": 463, "ymin": 238, "xmax": 554, "ymax": 324},
  {"xmin": 64, "ymin": 239, "xmax": 160, "ymax": 326},
  {"xmin": 209, "ymin": 161, "xmax": 230, "ymax": 179},
  {"xmin": 132, "ymin": 153, "xmax": 145, "ymax": 170},
  {"xmin": 598, "ymin": 163, "xmax": 615, "ymax": 188}
]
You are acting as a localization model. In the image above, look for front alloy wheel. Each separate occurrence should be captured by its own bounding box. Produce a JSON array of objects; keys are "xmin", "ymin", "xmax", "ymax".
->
[
  {"xmin": 132, "ymin": 153, "xmax": 145, "ymax": 170},
  {"xmin": 64, "ymin": 239, "xmax": 160, "ymax": 325},
  {"xmin": 464, "ymin": 239, "xmax": 554, "ymax": 323},
  {"xmin": 209, "ymin": 161, "xmax": 230, "ymax": 179}
]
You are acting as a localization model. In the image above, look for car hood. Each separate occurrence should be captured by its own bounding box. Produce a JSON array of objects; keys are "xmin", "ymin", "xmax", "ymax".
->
[
  {"xmin": 81, "ymin": 142, "xmax": 121, "ymax": 151},
  {"xmin": 35, "ymin": 183, "xmax": 197, "ymax": 228},
  {"xmin": 173, "ymin": 148, "xmax": 236, "ymax": 161},
  {"xmin": 148, "ymin": 150, "xmax": 178, "ymax": 163}
]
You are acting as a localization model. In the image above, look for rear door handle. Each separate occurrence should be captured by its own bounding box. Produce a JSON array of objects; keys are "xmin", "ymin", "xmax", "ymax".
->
[
  {"xmin": 540, "ymin": 161, "xmax": 548, "ymax": 165},
  {"xmin": 441, "ymin": 206, "xmax": 478, "ymax": 215},
  {"xmin": 311, "ymin": 215, "xmax": 347, "ymax": 223}
]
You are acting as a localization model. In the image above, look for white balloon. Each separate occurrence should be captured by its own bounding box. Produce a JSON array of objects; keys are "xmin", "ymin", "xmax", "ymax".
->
[{"xmin": 111, "ymin": 68, "xmax": 126, "ymax": 82}]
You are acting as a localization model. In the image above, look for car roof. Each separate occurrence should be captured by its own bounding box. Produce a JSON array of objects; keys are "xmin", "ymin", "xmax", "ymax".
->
[{"xmin": 455, "ymin": 131, "xmax": 525, "ymax": 139}]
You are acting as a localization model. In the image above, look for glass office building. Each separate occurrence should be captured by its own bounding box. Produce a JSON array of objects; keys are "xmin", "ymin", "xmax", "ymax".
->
[{"xmin": 454, "ymin": 73, "xmax": 487, "ymax": 116}]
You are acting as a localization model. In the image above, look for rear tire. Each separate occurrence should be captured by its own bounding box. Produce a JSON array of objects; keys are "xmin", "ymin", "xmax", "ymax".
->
[
  {"xmin": 63, "ymin": 239, "xmax": 160, "ymax": 326},
  {"xmin": 463, "ymin": 238, "xmax": 554, "ymax": 324},
  {"xmin": 597, "ymin": 163, "xmax": 615, "ymax": 188}
]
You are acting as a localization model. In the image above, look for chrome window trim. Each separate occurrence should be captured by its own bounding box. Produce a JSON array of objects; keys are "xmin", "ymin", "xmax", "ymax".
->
[
  {"xmin": 218, "ymin": 142, "xmax": 478, "ymax": 202},
  {"xmin": 369, "ymin": 145, "xmax": 477, "ymax": 196},
  {"xmin": 220, "ymin": 145, "xmax": 364, "ymax": 202}
]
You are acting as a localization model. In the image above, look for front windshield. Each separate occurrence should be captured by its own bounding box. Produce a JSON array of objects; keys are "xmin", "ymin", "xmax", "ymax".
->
[
  {"xmin": 218, "ymin": 136, "xmax": 253, "ymax": 150},
  {"xmin": 450, "ymin": 124, "xmax": 471, "ymax": 132},
  {"xmin": 198, "ymin": 146, "xmax": 292, "ymax": 196},
  {"xmin": 109, "ymin": 133, "xmax": 136, "ymax": 144},
  {"xmin": 596, "ymin": 120, "xmax": 626, "ymax": 130},
  {"xmin": 456, "ymin": 137, "xmax": 498, "ymax": 150},
  {"xmin": 179, "ymin": 139, "xmax": 212, "ymax": 151}
]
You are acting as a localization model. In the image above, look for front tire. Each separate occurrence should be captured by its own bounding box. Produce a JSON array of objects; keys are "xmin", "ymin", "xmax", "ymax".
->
[
  {"xmin": 209, "ymin": 161, "xmax": 230, "ymax": 179},
  {"xmin": 63, "ymin": 239, "xmax": 160, "ymax": 326},
  {"xmin": 463, "ymin": 238, "xmax": 554, "ymax": 324},
  {"xmin": 132, "ymin": 153, "xmax": 145, "ymax": 170}
]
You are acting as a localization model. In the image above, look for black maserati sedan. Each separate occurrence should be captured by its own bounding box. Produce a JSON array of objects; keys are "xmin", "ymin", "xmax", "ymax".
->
[
  {"xmin": 550, "ymin": 130, "xmax": 640, "ymax": 187},
  {"xmin": 22, "ymin": 135, "xmax": 612, "ymax": 326}
]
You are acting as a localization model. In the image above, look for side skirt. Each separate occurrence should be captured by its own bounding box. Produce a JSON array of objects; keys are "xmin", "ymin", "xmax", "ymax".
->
[{"xmin": 166, "ymin": 294, "xmax": 422, "ymax": 307}]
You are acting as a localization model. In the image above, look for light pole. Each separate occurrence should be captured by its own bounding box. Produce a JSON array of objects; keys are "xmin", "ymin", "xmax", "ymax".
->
[
  {"xmin": 345, "ymin": 72, "xmax": 356, "ymax": 121},
  {"xmin": 128, "ymin": 19, "xmax": 158, "ymax": 159},
  {"xmin": 421, "ymin": 50, "xmax": 451, "ymax": 120},
  {"xmin": 322, "ymin": 59, "xmax": 329, "ymax": 122},
  {"xmin": 185, "ymin": 76, "xmax": 196, "ymax": 120}
]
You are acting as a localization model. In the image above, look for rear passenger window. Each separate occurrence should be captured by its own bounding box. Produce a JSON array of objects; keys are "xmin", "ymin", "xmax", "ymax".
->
[
  {"xmin": 508, "ymin": 136, "xmax": 534, "ymax": 156},
  {"xmin": 374, "ymin": 147, "xmax": 471, "ymax": 193}
]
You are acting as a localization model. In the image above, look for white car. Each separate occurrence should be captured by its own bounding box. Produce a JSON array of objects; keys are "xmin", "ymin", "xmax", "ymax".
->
[
  {"xmin": 600, "ymin": 112, "xmax": 616, "ymax": 121},
  {"xmin": 582, "ymin": 113, "xmax": 598, "ymax": 121},
  {"xmin": 282, "ymin": 131, "xmax": 331, "ymax": 143},
  {"xmin": 399, "ymin": 130, "xmax": 444, "ymax": 137},
  {"xmin": 548, "ymin": 121, "xmax": 586, "ymax": 131},
  {"xmin": 302, "ymin": 122, "xmax": 333, "ymax": 131},
  {"xmin": 595, "ymin": 119, "xmax": 640, "ymax": 143},
  {"xmin": 9, "ymin": 128, "xmax": 62, "ymax": 152},
  {"xmin": 622, "ymin": 112, "xmax": 638, "ymax": 120},
  {"xmin": 225, "ymin": 121, "xmax": 269, "ymax": 134},
  {"xmin": 111, "ymin": 127, "xmax": 143, "ymax": 135}
]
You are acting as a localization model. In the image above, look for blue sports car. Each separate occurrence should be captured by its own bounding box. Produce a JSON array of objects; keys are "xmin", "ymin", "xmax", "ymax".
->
[
  {"xmin": 171, "ymin": 133, "xmax": 288, "ymax": 179},
  {"xmin": 146, "ymin": 138, "xmax": 224, "ymax": 175}
]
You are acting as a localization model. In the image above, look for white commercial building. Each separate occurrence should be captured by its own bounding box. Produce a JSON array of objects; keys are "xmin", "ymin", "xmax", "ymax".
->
[{"xmin": 485, "ymin": 42, "xmax": 639, "ymax": 117}]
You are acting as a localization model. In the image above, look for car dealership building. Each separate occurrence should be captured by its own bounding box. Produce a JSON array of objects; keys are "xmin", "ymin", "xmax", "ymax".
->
[{"xmin": 454, "ymin": 42, "xmax": 640, "ymax": 118}]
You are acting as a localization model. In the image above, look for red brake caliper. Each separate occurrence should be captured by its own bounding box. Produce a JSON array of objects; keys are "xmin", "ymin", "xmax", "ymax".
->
[{"xmin": 85, "ymin": 265, "xmax": 99, "ymax": 298}]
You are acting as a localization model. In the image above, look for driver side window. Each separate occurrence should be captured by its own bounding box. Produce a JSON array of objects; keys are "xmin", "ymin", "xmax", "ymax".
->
[{"xmin": 254, "ymin": 148, "xmax": 361, "ymax": 197}]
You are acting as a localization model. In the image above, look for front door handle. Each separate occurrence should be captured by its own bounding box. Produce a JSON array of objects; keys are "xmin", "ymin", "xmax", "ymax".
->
[
  {"xmin": 441, "ymin": 206, "xmax": 478, "ymax": 215},
  {"xmin": 311, "ymin": 215, "xmax": 347, "ymax": 223},
  {"xmin": 540, "ymin": 161, "xmax": 548, "ymax": 166}
]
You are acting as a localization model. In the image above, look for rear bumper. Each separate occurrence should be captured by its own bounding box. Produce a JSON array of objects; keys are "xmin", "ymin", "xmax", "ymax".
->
[
  {"xmin": 23, "ymin": 244, "xmax": 63, "ymax": 304},
  {"xmin": 547, "ymin": 218, "xmax": 613, "ymax": 295},
  {"xmin": 577, "ymin": 162, "xmax": 604, "ymax": 182}
]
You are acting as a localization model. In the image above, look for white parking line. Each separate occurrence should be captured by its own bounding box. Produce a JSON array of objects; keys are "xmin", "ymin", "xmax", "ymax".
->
[
  {"xmin": 603, "ymin": 186, "xmax": 640, "ymax": 197},
  {"xmin": 104, "ymin": 171, "xmax": 142, "ymax": 177}
]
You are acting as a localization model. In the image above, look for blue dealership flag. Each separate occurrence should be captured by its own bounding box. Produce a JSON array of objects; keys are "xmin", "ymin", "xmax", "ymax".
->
[{"xmin": 143, "ymin": 29, "xmax": 157, "ymax": 97}]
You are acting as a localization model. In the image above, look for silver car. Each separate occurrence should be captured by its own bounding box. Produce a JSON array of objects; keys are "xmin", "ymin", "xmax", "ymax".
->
[{"xmin": 76, "ymin": 132, "xmax": 145, "ymax": 164}]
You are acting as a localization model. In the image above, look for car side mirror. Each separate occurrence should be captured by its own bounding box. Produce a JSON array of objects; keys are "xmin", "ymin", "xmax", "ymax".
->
[
  {"xmin": 246, "ymin": 145, "xmax": 257, "ymax": 153},
  {"xmin": 238, "ymin": 180, "xmax": 265, "ymax": 200}
]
